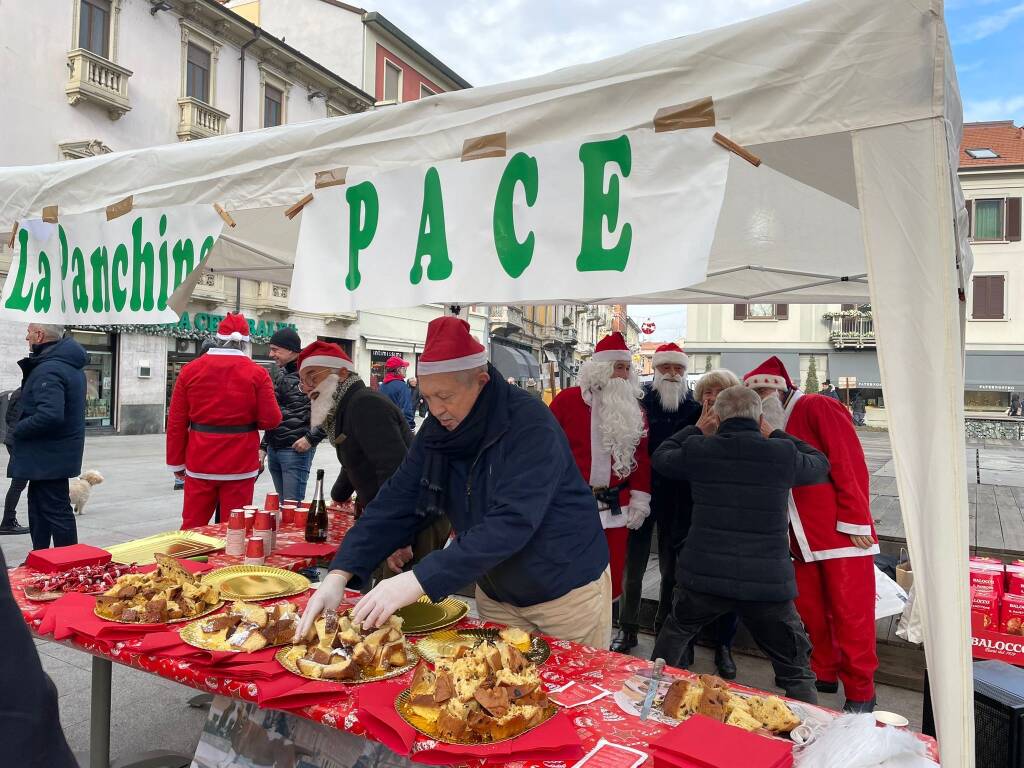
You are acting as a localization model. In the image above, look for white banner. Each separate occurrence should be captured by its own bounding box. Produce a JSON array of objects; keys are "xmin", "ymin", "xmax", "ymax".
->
[
  {"xmin": 1, "ymin": 204, "xmax": 224, "ymax": 324},
  {"xmin": 290, "ymin": 127, "xmax": 729, "ymax": 312}
]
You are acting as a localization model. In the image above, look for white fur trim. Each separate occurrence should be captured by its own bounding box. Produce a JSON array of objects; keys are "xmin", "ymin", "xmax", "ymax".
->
[
  {"xmin": 745, "ymin": 374, "xmax": 787, "ymax": 390},
  {"xmin": 416, "ymin": 351, "xmax": 488, "ymax": 375},
  {"xmin": 300, "ymin": 354, "xmax": 354, "ymax": 371},
  {"xmin": 836, "ymin": 522, "xmax": 873, "ymax": 536},
  {"xmin": 652, "ymin": 351, "xmax": 689, "ymax": 367},
  {"xmin": 185, "ymin": 469, "xmax": 260, "ymax": 481},
  {"xmin": 207, "ymin": 348, "xmax": 247, "ymax": 357},
  {"xmin": 592, "ymin": 349, "xmax": 631, "ymax": 362},
  {"xmin": 216, "ymin": 331, "xmax": 251, "ymax": 342}
]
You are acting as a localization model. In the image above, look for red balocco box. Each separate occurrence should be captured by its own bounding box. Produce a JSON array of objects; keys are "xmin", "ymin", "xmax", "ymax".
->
[
  {"xmin": 1001, "ymin": 594, "xmax": 1024, "ymax": 635},
  {"xmin": 971, "ymin": 558, "xmax": 1006, "ymax": 596},
  {"xmin": 972, "ymin": 587, "xmax": 1001, "ymax": 631},
  {"xmin": 1007, "ymin": 562, "xmax": 1024, "ymax": 596}
]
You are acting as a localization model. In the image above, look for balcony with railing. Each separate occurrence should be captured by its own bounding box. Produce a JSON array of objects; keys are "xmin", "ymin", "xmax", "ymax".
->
[
  {"xmin": 540, "ymin": 326, "xmax": 578, "ymax": 347},
  {"xmin": 489, "ymin": 305, "xmax": 525, "ymax": 335},
  {"xmin": 823, "ymin": 310, "xmax": 875, "ymax": 348},
  {"xmin": 177, "ymin": 97, "xmax": 229, "ymax": 141},
  {"xmin": 65, "ymin": 48, "xmax": 132, "ymax": 119},
  {"xmin": 192, "ymin": 272, "xmax": 227, "ymax": 305}
]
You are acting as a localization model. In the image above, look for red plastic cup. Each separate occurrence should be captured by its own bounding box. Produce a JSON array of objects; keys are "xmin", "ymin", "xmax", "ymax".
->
[
  {"xmin": 227, "ymin": 509, "xmax": 245, "ymax": 530},
  {"xmin": 255, "ymin": 511, "xmax": 273, "ymax": 531},
  {"xmin": 294, "ymin": 508, "xmax": 309, "ymax": 530},
  {"xmin": 244, "ymin": 537, "xmax": 265, "ymax": 562},
  {"xmin": 299, "ymin": 501, "xmax": 311, "ymax": 510},
  {"xmin": 244, "ymin": 511, "xmax": 255, "ymax": 536},
  {"xmin": 264, "ymin": 492, "xmax": 279, "ymax": 511},
  {"xmin": 281, "ymin": 505, "xmax": 296, "ymax": 526},
  {"xmin": 284, "ymin": 499, "xmax": 299, "ymax": 507}
]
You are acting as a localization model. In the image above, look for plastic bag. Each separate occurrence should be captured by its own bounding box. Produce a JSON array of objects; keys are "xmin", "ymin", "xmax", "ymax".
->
[
  {"xmin": 876, "ymin": 565, "xmax": 909, "ymax": 620},
  {"xmin": 796, "ymin": 714, "xmax": 932, "ymax": 767},
  {"xmin": 897, "ymin": 584, "xmax": 924, "ymax": 644}
]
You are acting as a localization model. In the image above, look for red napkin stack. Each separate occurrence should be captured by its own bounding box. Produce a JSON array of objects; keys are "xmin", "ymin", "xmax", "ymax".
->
[
  {"xmin": 26, "ymin": 544, "xmax": 110, "ymax": 573},
  {"xmin": 273, "ymin": 541, "xmax": 338, "ymax": 558},
  {"xmin": 36, "ymin": 592, "xmax": 168, "ymax": 645},
  {"xmin": 650, "ymin": 716, "xmax": 794, "ymax": 768}
]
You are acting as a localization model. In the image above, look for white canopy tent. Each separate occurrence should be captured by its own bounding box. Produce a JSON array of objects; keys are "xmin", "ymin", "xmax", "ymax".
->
[{"xmin": 0, "ymin": 0, "xmax": 972, "ymax": 761}]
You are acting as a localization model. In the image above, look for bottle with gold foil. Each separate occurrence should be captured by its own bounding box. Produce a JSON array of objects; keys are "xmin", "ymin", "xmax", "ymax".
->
[{"xmin": 305, "ymin": 469, "xmax": 329, "ymax": 543}]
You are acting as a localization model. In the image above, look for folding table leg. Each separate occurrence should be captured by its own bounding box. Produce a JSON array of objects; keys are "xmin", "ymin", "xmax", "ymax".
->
[{"xmin": 90, "ymin": 656, "xmax": 112, "ymax": 768}]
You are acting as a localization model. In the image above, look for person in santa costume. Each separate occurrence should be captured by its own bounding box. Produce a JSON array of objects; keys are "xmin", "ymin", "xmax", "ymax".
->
[
  {"xmin": 295, "ymin": 316, "xmax": 611, "ymax": 647},
  {"xmin": 378, "ymin": 356, "xmax": 416, "ymax": 431},
  {"xmin": 549, "ymin": 332, "xmax": 652, "ymax": 608},
  {"xmin": 744, "ymin": 355, "xmax": 879, "ymax": 713},
  {"xmin": 166, "ymin": 313, "xmax": 282, "ymax": 529}
]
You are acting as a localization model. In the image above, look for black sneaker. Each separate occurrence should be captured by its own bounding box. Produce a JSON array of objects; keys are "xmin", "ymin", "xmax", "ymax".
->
[
  {"xmin": 0, "ymin": 518, "xmax": 30, "ymax": 535},
  {"xmin": 815, "ymin": 680, "xmax": 840, "ymax": 694},
  {"xmin": 610, "ymin": 628, "xmax": 639, "ymax": 653},
  {"xmin": 715, "ymin": 645, "xmax": 737, "ymax": 680}
]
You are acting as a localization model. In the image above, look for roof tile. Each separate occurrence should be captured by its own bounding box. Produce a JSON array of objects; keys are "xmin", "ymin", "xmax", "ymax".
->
[{"xmin": 960, "ymin": 121, "xmax": 1024, "ymax": 168}]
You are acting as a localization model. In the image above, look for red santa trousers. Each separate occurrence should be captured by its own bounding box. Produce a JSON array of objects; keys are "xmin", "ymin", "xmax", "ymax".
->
[
  {"xmin": 605, "ymin": 527, "xmax": 628, "ymax": 601},
  {"xmin": 794, "ymin": 555, "xmax": 877, "ymax": 702},
  {"xmin": 181, "ymin": 476, "xmax": 256, "ymax": 530}
]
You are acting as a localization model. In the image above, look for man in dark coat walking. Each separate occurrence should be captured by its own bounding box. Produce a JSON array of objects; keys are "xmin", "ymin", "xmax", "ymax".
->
[
  {"xmin": 10, "ymin": 324, "xmax": 87, "ymax": 550},
  {"xmin": 379, "ymin": 356, "xmax": 416, "ymax": 431},
  {"xmin": 650, "ymin": 385, "xmax": 830, "ymax": 704},
  {"xmin": 0, "ymin": 388, "xmax": 30, "ymax": 534}
]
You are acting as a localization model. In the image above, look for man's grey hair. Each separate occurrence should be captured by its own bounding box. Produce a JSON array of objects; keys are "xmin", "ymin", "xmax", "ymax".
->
[
  {"xmin": 215, "ymin": 337, "xmax": 248, "ymax": 352},
  {"xmin": 713, "ymin": 384, "xmax": 764, "ymax": 423},
  {"xmin": 31, "ymin": 323, "xmax": 65, "ymax": 341}
]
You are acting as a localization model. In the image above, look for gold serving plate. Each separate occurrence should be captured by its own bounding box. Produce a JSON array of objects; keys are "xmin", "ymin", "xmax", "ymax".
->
[
  {"xmin": 179, "ymin": 617, "xmax": 289, "ymax": 653},
  {"xmin": 415, "ymin": 628, "xmax": 551, "ymax": 666},
  {"xmin": 94, "ymin": 599, "xmax": 224, "ymax": 625},
  {"xmin": 202, "ymin": 566, "xmax": 310, "ymax": 602},
  {"xmin": 394, "ymin": 596, "xmax": 469, "ymax": 634},
  {"xmin": 23, "ymin": 587, "xmax": 67, "ymax": 602},
  {"xmin": 106, "ymin": 531, "xmax": 225, "ymax": 564},
  {"xmin": 275, "ymin": 643, "xmax": 419, "ymax": 684},
  {"xmin": 395, "ymin": 689, "xmax": 558, "ymax": 745}
]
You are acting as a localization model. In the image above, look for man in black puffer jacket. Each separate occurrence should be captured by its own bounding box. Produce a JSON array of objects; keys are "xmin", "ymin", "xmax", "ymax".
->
[
  {"xmin": 650, "ymin": 385, "xmax": 830, "ymax": 704},
  {"xmin": 259, "ymin": 328, "xmax": 322, "ymax": 502}
]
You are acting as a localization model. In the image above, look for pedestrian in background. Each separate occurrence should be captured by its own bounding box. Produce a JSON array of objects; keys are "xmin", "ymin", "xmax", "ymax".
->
[
  {"xmin": 259, "ymin": 328, "xmax": 321, "ymax": 502},
  {"xmin": 408, "ymin": 376, "xmax": 428, "ymax": 421},
  {"xmin": 1011, "ymin": 392, "xmax": 1021, "ymax": 418},
  {"xmin": 379, "ymin": 356, "xmax": 415, "ymax": 430},
  {"xmin": 0, "ymin": 388, "xmax": 29, "ymax": 535},
  {"xmin": 10, "ymin": 324, "xmax": 87, "ymax": 549}
]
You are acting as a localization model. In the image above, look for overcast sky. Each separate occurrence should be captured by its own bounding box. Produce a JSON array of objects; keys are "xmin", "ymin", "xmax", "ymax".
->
[{"xmin": 369, "ymin": 0, "xmax": 1024, "ymax": 342}]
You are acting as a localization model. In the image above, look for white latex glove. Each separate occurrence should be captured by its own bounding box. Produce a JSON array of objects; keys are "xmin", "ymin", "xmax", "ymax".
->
[
  {"xmin": 352, "ymin": 570, "xmax": 425, "ymax": 629},
  {"xmin": 626, "ymin": 491, "xmax": 651, "ymax": 530},
  {"xmin": 293, "ymin": 571, "xmax": 349, "ymax": 642}
]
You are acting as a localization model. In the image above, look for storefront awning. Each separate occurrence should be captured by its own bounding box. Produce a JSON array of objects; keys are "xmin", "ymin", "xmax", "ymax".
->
[
  {"xmin": 966, "ymin": 352, "xmax": 1024, "ymax": 391},
  {"xmin": 491, "ymin": 343, "xmax": 541, "ymax": 381},
  {"xmin": 827, "ymin": 350, "xmax": 882, "ymax": 388}
]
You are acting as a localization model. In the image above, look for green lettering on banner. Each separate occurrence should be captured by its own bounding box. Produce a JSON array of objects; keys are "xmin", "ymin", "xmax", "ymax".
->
[
  {"xmin": 89, "ymin": 247, "xmax": 111, "ymax": 312},
  {"xmin": 255, "ymin": 319, "xmax": 266, "ymax": 337},
  {"xmin": 112, "ymin": 244, "xmax": 129, "ymax": 311},
  {"xmin": 157, "ymin": 215, "xmax": 169, "ymax": 310},
  {"xmin": 172, "ymin": 239, "xmax": 195, "ymax": 290},
  {"xmin": 4, "ymin": 229, "xmax": 33, "ymax": 311},
  {"xmin": 247, "ymin": 319, "xmax": 257, "ymax": 336},
  {"xmin": 130, "ymin": 217, "xmax": 154, "ymax": 311},
  {"xmin": 493, "ymin": 152, "xmax": 539, "ymax": 278},
  {"xmin": 33, "ymin": 251, "xmax": 51, "ymax": 312},
  {"xmin": 410, "ymin": 167, "xmax": 453, "ymax": 285},
  {"xmin": 58, "ymin": 226, "xmax": 68, "ymax": 311},
  {"xmin": 177, "ymin": 313, "xmax": 191, "ymax": 331},
  {"xmin": 70, "ymin": 246, "xmax": 88, "ymax": 312},
  {"xmin": 576, "ymin": 135, "xmax": 633, "ymax": 272},
  {"xmin": 345, "ymin": 181, "xmax": 379, "ymax": 291},
  {"xmin": 194, "ymin": 313, "xmax": 208, "ymax": 332}
]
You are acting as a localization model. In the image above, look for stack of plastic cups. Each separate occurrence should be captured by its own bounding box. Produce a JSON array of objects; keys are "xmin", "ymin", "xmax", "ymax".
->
[
  {"xmin": 294, "ymin": 504, "xmax": 309, "ymax": 531},
  {"xmin": 280, "ymin": 504, "xmax": 296, "ymax": 527},
  {"xmin": 254, "ymin": 511, "xmax": 274, "ymax": 556},
  {"xmin": 244, "ymin": 537, "xmax": 265, "ymax": 566},
  {"xmin": 225, "ymin": 509, "xmax": 246, "ymax": 556},
  {"xmin": 264, "ymin": 492, "xmax": 280, "ymax": 528},
  {"xmin": 244, "ymin": 510, "xmax": 256, "ymax": 538}
]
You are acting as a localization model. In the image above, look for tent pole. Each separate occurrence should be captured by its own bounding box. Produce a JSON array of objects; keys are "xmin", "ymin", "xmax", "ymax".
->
[{"xmin": 235, "ymin": 277, "xmax": 241, "ymax": 311}]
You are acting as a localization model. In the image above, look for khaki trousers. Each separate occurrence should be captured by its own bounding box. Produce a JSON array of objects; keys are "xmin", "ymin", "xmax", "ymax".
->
[{"xmin": 475, "ymin": 567, "xmax": 612, "ymax": 649}]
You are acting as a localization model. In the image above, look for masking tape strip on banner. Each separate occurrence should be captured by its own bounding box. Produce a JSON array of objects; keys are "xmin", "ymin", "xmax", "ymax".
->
[
  {"xmin": 653, "ymin": 97, "xmax": 716, "ymax": 133},
  {"xmin": 461, "ymin": 132, "xmax": 507, "ymax": 162},
  {"xmin": 106, "ymin": 195, "xmax": 134, "ymax": 221},
  {"xmin": 314, "ymin": 168, "xmax": 348, "ymax": 189},
  {"xmin": 41, "ymin": 205, "xmax": 59, "ymax": 224}
]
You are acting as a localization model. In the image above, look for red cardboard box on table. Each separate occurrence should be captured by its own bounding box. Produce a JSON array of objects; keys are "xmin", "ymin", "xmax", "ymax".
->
[
  {"xmin": 972, "ymin": 587, "xmax": 1001, "ymax": 631},
  {"xmin": 25, "ymin": 544, "xmax": 111, "ymax": 573},
  {"xmin": 972, "ymin": 611, "xmax": 1024, "ymax": 665},
  {"xmin": 650, "ymin": 715, "xmax": 793, "ymax": 768},
  {"xmin": 970, "ymin": 557, "xmax": 1006, "ymax": 596},
  {"xmin": 1006, "ymin": 562, "xmax": 1024, "ymax": 596}
]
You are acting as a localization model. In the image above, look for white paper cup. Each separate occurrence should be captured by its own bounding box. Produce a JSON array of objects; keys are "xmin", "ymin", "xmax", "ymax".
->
[{"xmin": 874, "ymin": 710, "xmax": 909, "ymax": 728}]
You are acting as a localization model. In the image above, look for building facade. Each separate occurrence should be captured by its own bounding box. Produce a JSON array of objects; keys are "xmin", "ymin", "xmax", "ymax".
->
[
  {"xmin": 683, "ymin": 120, "xmax": 1024, "ymax": 414},
  {"xmin": 0, "ymin": 0, "xmax": 482, "ymax": 433}
]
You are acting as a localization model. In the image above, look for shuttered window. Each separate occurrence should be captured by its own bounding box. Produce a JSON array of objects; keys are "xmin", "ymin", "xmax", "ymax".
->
[
  {"xmin": 972, "ymin": 275, "xmax": 1006, "ymax": 320},
  {"xmin": 733, "ymin": 304, "xmax": 788, "ymax": 320},
  {"xmin": 968, "ymin": 198, "xmax": 1022, "ymax": 242}
]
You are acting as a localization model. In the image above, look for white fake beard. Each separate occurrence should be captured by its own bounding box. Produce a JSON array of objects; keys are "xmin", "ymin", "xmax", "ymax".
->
[
  {"xmin": 597, "ymin": 377, "xmax": 646, "ymax": 478},
  {"xmin": 653, "ymin": 371, "xmax": 687, "ymax": 413},
  {"xmin": 309, "ymin": 373, "xmax": 341, "ymax": 428},
  {"xmin": 761, "ymin": 392, "xmax": 787, "ymax": 431}
]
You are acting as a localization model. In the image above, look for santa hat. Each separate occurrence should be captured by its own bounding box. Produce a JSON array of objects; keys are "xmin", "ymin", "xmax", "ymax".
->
[
  {"xmin": 417, "ymin": 317, "xmax": 488, "ymax": 375},
  {"xmin": 298, "ymin": 340, "xmax": 354, "ymax": 372},
  {"xmin": 652, "ymin": 342, "xmax": 689, "ymax": 368},
  {"xmin": 385, "ymin": 356, "xmax": 410, "ymax": 370},
  {"xmin": 592, "ymin": 332, "xmax": 631, "ymax": 363},
  {"xmin": 743, "ymin": 355, "xmax": 795, "ymax": 391},
  {"xmin": 216, "ymin": 312, "xmax": 251, "ymax": 342}
]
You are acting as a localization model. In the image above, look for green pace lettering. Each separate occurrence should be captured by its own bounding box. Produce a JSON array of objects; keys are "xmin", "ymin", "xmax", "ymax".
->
[
  {"xmin": 70, "ymin": 246, "xmax": 88, "ymax": 312},
  {"xmin": 158, "ymin": 215, "xmax": 169, "ymax": 310},
  {"xmin": 112, "ymin": 243, "xmax": 129, "ymax": 311},
  {"xmin": 493, "ymin": 152, "xmax": 539, "ymax": 279},
  {"xmin": 576, "ymin": 135, "xmax": 633, "ymax": 273},
  {"xmin": 410, "ymin": 167, "xmax": 453, "ymax": 285},
  {"xmin": 33, "ymin": 250, "xmax": 51, "ymax": 312},
  {"xmin": 58, "ymin": 225, "xmax": 68, "ymax": 311},
  {"xmin": 130, "ymin": 217, "xmax": 155, "ymax": 311},
  {"xmin": 172, "ymin": 239, "xmax": 195, "ymax": 290},
  {"xmin": 345, "ymin": 181, "xmax": 379, "ymax": 291},
  {"xmin": 89, "ymin": 246, "xmax": 111, "ymax": 312},
  {"xmin": 194, "ymin": 313, "xmax": 208, "ymax": 332},
  {"xmin": 4, "ymin": 229, "xmax": 33, "ymax": 311}
]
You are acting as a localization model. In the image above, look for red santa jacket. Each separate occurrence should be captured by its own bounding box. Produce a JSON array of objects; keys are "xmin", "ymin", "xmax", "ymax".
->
[
  {"xmin": 784, "ymin": 391, "xmax": 878, "ymax": 561},
  {"xmin": 166, "ymin": 348, "xmax": 282, "ymax": 480},
  {"xmin": 549, "ymin": 386, "xmax": 651, "ymax": 529}
]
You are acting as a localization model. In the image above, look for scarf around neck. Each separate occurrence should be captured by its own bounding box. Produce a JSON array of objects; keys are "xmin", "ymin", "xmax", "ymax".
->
[
  {"xmin": 322, "ymin": 373, "xmax": 361, "ymax": 444},
  {"xmin": 415, "ymin": 364, "xmax": 507, "ymax": 518}
]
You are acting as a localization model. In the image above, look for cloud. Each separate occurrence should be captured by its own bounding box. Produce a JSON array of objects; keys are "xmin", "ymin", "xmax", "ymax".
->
[
  {"xmin": 964, "ymin": 95, "xmax": 1024, "ymax": 122},
  {"xmin": 959, "ymin": 2, "xmax": 1024, "ymax": 42}
]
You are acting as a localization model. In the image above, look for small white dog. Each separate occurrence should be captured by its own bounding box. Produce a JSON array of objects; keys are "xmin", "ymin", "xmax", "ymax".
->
[{"xmin": 70, "ymin": 470, "xmax": 104, "ymax": 515}]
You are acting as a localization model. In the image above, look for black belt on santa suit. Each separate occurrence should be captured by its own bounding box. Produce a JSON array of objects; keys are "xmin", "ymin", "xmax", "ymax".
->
[
  {"xmin": 188, "ymin": 422, "xmax": 258, "ymax": 434},
  {"xmin": 592, "ymin": 482, "xmax": 628, "ymax": 516}
]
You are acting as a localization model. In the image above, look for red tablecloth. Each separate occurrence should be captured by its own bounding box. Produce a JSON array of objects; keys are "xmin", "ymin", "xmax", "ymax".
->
[{"xmin": 12, "ymin": 506, "xmax": 939, "ymax": 767}]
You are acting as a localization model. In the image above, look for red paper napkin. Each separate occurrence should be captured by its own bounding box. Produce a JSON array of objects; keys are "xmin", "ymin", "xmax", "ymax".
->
[
  {"xmin": 650, "ymin": 715, "xmax": 793, "ymax": 768},
  {"xmin": 255, "ymin": 673, "xmax": 353, "ymax": 710},
  {"xmin": 36, "ymin": 592, "xmax": 167, "ymax": 643},
  {"xmin": 273, "ymin": 542, "xmax": 338, "ymax": 558},
  {"xmin": 26, "ymin": 544, "xmax": 111, "ymax": 573},
  {"xmin": 355, "ymin": 680, "xmax": 418, "ymax": 755},
  {"xmin": 191, "ymin": 658, "xmax": 286, "ymax": 681}
]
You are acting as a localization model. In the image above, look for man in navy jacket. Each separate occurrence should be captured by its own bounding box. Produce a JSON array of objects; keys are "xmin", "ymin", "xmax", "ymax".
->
[
  {"xmin": 297, "ymin": 317, "xmax": 612, "ymax": 647},
  {"xmin": 10, "ymin": 324, "xmax": 87, "ymax": 550}
]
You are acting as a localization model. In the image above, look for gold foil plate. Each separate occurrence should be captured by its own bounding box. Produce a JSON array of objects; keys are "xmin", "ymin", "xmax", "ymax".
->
[
  {"xmin": 395, "ymin": 689, "xmax": 558, "ymax": 745},
  {"xmin": 415, "ymin": 628, "xmax": 550, "ymax": 666},
  {"xmin": 275, "ymin": 643, "xmax": 419, "ymax": 684},
  {"xmin": 394, "ymin": 597, "xmax": 469, "ymax": 634},
  {"xmin": 24, "ymin": 587, "xmax": 66, "ymax": 602},
  {"xmin": 94, "ymin": 600, "xmax": 225, "ymax": 625},
  {"xmin": 106, "ymin": 531, "xmax": 225, "ymax": 565},
  {"xmin": 202, "ymin": 566, "xmax": 310, "ymax": 602},
  {"xmin": 179, "ymin": 617, "xmax": 291, "ymax": 653}
]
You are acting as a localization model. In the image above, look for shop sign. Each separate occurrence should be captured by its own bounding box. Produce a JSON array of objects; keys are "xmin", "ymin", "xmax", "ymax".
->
[
  {"xmin": 1, "ymin": 205, "xmax": 223, "ymax": 324},
  {"xmin": 164, "ymin": 312, "xmax": 297, "ymax": 339},
  {"xmin": 291, "ymin": 126, "xmax": 728, "ymax": 312}
]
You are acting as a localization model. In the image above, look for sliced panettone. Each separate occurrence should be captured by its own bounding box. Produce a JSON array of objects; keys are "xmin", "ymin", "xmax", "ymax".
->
[
  {"xmin": 433, "ymin": 670, "xmax": 455, "ymax": 703},
  {"xmin": 661, "ymin": 678, "xmax": 691, "ymax": 719},
  {"xmin": 498, "ymin": 627, "xmax": 532, "ymax": 652},
  {"xmin": 698, "ymin": 674, "xmax": 730, "ymax": 691},
  {"xmin": 726, "ymin": 707, "xmax": 763, "ymax": 732},
  {"xmin": 436, "ymin": 704, "xmax": 469, "ymax": 741},
  {"xmin": 748, "ymin": 696, "xmax": 800, "ymax": 733},
  {"xmin": 297, "ymin": 658, "xmax": 324, "ymax": 679},
  {"xmin": 321, "ymin": 658, "xmax": 360, "ymax": 680},
  {"xmin": 409, "ymin": 664, "xmax": 438, "ymax": 706},
  {"xmin": 473, "ymin": 682, "xmax": 511, "ymax": 717},
  {"xmin": 725, "ymin": 694, "xmax": 753, "ymax": 717},
  {"xmin": 697, "ymin": 686, "xmax": 730, "ymax": 722}
]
